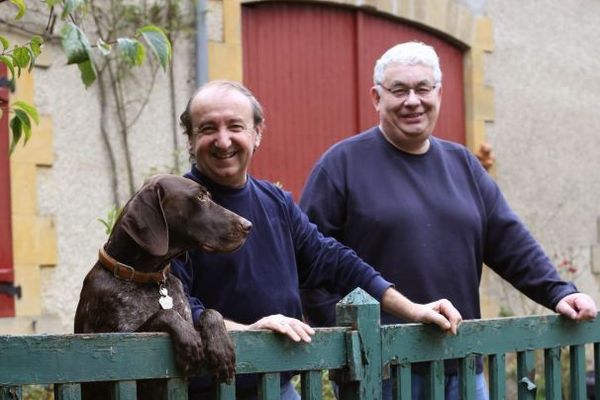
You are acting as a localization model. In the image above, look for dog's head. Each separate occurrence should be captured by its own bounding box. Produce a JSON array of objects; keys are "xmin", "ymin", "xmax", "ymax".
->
[{"xmin": 117, "ymin": 174, "xmax": 252, "ymax": 257}]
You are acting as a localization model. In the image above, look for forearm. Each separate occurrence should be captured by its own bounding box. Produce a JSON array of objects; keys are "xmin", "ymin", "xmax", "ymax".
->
[
  {"xmin": 380, "ymin": 287, "xmax": 462, "ymax": 335},
  {"xmin": 224, "ymin": 319, "xmax": 248, "ymax": 331},
  {"xmin": 380, "ymin": 287, "xmax": 418, "ymax": 321}
]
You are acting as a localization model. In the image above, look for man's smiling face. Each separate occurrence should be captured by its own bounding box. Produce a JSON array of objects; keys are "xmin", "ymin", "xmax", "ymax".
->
[
  {"xmin": 188, "ymin": 86, "xmax": 262, "ymax": 188},
  {"xmin": 371, "ymin": 63, "xmax": 442, "ymax": 153}
]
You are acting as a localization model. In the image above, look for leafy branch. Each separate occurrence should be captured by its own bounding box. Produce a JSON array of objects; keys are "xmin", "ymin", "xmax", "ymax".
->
[{"xmin": 1, "ymin": 0, "xmax": 172, "ymax": 155}]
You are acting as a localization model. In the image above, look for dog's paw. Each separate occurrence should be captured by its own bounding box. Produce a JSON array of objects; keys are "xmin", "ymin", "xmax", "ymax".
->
[
  {"xmin": 171, "ymin": 326, "xmax": 204, "ymax": 375},
  {"xmin": 197, "ymin": 309, "xmax": 236, "ymax": 383}
]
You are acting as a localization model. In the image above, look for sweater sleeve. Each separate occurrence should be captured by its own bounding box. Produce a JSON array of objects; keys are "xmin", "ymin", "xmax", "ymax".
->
[
  {"xmin": 299, "ymin": 162, "xmax": 352, "ymax": 326},
  {"xmin": 286, "ymin": 191, "xmax": 392, "ymax": 302},
  {"xmin": 473, "ymin": 155, "xmax": 577, "ymax": 310},
  {"xmin": 299, "ymin": 164, "xmax": 346, "ymax": 240},
  {"xmin": 171, "ymin": 254, "xmax": 206, "ymax": 325}
]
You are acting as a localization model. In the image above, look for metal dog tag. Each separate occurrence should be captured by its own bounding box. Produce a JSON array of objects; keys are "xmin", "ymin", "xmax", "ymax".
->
[{"xmin": 158, "ymin": 286, "xmax": 173, "ymax": 310}]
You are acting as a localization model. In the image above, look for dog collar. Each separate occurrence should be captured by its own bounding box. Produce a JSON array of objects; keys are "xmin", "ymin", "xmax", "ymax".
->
[{"xmin": 98, "ymin": 247, "xmax": 170, "ymax": 284}]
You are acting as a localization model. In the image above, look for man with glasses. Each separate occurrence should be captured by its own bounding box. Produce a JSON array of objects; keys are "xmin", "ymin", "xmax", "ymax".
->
[{"xmin": 299, "ymin": 41, "xmax": 597, "ymax": 399}]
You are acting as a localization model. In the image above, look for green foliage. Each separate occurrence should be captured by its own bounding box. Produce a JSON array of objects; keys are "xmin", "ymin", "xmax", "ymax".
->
[
  {"xmin": 97, "ymin": 205, "xmax": 123, "ymax": 235},
  {"xmin": 139, "ymin": 25, "xmax": 171, "ymax": 71},
  {"xmin": 22, "ymin": 384, "xmax": 53, "ymax": 400},
  {"xmin": 9, "ymin": 101, "xmax": 40, "ymax": 154},
  {"xmin": 117, "ymin": 38, "xmax": 146, "ymax": 67},
  {"xmin": 292, "ymin": 370, "xmax": 336, "ymax": 399},
  {"xmin": 8, "ymin": 0, "xmax": 26, "ymax": 20},
  {"xmin": 1, "ymin": 0, "xmax": 173, "ymax": 155}
]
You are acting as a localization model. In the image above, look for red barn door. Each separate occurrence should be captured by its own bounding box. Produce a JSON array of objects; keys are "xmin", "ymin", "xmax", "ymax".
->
[
  {"xmin": 243, "ymin": 2, "xmax": 465, "ymax": 198},
  {"xmin": 0, "ymin": 62, "xmax": 15, "ymax": 317}
]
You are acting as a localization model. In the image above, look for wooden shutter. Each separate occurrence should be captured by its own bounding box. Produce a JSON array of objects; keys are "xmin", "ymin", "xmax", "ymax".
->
[{"xmin": 0, "ymin": 62, "xmax": 15, "ymax": 317}]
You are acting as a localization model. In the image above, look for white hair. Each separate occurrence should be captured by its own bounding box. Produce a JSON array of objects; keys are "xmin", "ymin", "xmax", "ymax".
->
[{"xmin": 373, "ymin": 41, "xmax": 442, "ymax": 85}]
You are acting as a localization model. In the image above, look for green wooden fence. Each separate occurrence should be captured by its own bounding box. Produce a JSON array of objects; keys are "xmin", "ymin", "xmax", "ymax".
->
[{"xmin": 1, "ymin": 288, "xmax": 599, "ymax": 399}]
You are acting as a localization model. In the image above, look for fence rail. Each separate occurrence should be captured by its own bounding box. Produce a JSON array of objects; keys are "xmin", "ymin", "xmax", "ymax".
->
[{"xmin": 1, "ymin": 288, "xmax": 599, "ymax": 399}]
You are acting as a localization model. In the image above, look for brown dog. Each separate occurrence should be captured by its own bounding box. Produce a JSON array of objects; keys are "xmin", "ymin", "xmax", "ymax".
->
[{"xmin": 74, "ymin": 174, "xmax": 251, "ymax": 399}]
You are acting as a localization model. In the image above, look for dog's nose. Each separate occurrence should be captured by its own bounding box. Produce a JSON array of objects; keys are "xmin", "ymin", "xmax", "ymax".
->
[{"xmin": 240, "ymin": 218, "xmax": 252, "ymax": 233}]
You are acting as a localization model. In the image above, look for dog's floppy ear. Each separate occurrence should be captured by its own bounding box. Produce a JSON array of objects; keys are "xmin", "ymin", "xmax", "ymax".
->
[{"xmin": 120, "ymin": 182, "xmax": 169, "ymax": 256}]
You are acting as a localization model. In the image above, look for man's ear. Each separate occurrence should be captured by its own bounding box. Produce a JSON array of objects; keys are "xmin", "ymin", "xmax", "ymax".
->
[
  {"xmin": 254, "ymin": 123, "xmax": 263, "ymax": 150},
  {"xmin": 120, "ymin": 183, "xmax": 169, "ymax": 256},
  {"xmin": 370, "ymin": 86, "xmax": 381, "ymax": 110}
]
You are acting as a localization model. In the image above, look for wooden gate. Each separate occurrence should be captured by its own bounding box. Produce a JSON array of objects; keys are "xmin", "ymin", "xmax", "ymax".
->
[{"xmin": 2, "ymin": 289, "xmax": 599, "ymax": 399}]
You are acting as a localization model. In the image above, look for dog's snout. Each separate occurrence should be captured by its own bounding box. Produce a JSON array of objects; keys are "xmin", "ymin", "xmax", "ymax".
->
[{"xmin": 240, "ymin": 218, "xmax": 252, "ymax": 233}]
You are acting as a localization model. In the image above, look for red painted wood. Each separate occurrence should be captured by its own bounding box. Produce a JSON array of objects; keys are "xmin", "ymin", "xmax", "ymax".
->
[
  {"xmin": 243, "ymin": 3, "xmax": 359, "ymax": 198},
  {"xmin": 0, "ymin": 62, "xmax": 15, "ymax": 317},
  {"xmin": 242, "ymin": 3, "xmax": 465, "ymax": 198}
]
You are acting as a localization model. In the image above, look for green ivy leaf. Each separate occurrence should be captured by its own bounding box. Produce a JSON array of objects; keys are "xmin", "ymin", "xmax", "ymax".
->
[
  {"xmin": 13, "ymin": 108, "xmax": 32, "ymax": 144},
  {"xmin": 9, "ymin": 116, "xmax": 22, "ymax": 155},
  {"xmin": 29, "ymin": 35, "xmax": 44, "ymax": 57},
  {"xmin": 0, "ymin": 35, "xmax": 9, "ymax": 51},
  {"xmin": 45, "ymin": 0, "xmax": 61, "ymax": 7},
  {"xmin": 96, "ymin": 38, "xmax": 112, "ymax": 56},
  {"xmin": 60, "ymin": 22, "xmax": 92, "ymax": 65},
  {"xmin": 13, "ymin": 100, "xmax": 40, "ymax": 124},
  {"xmin": 117, "ymin": 38, "xmax": 145, "ymax": 66},
  {"xmin": 0, "ymin": 55, "xmax": 15, "ymax": 79},
  {"xmin": 62, "ymin": 0, "xmax": 86, "ymax": 18},
  {"xmin": 9, "ymin": 0, "xmax": 27, "ymax": 20},
  {"xmin": 12, "ymin": 46, "xmax": 31, "ymax": 69},
  {"xmin": 138, "ymin": 25, "xmax": 171, "ymax": 70},
  {"xmin": 77, "ymin": 59, "xmax": 97, "ymax": 87}
]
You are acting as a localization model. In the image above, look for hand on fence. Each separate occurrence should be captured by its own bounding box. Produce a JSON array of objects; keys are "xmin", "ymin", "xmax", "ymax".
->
[
  {"xmin": 248, "ymin": 314, "xmax": 315, "ymax": 343},
  {"xmin": 555, "ymin": 292, "xmax": 597, "ymax": 321},
  {"xmin": 381, "ymin": 288, "xmax": 462, "ymax": 335},
  {"xmin": 418, "ymin": 298, "xmax": 463, "ymax": 335}
]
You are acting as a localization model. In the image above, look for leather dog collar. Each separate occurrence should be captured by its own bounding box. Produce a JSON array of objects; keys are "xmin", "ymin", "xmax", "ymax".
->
[{"xmin": 98, "ymin": 247, "xmax": 170, "ymax": 284}]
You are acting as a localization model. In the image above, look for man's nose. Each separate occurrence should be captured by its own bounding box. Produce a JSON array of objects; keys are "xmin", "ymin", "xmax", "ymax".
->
[
  {"xmin": 404, "ymin": 89, "xmax": 421, "ymax": 105},
  {"xmin": 213, "ymin": 128, "xmax": 232, "ymax": 148}
]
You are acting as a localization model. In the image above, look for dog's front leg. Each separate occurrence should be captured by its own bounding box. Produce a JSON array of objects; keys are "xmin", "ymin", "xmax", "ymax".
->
[
  {"xmin": 137, "ymin": 309, "xmax": 204, "ymax": 375},
  {"xmin": 195, "ymin": 309, "xmax": 236, "ymax": 383}
]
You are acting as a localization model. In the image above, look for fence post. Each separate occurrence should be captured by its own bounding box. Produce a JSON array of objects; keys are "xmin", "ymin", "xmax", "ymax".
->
[{"xmin": 334, "ymin": 288, "xmax": 383, "ymax": 400}]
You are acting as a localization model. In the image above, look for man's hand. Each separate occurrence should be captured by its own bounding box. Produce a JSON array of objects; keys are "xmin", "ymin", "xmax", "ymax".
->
[
  {"xmin": 381, "ymin": 288, "xmax": 462, "ymax": 335},
  {"xmin": 555, "ymin": 293, "xmax": 597, "ymax": 321},
  {"xmin": 476, "ymin": 143, "xmax": 495, "ymax": 171},
  {"xmin": 247, "ymin": 314, "xmax": 315, "ymax": 343},
  {"xmin": 413, "ymin": 299, "xmax": 463, "ymax": 335}
]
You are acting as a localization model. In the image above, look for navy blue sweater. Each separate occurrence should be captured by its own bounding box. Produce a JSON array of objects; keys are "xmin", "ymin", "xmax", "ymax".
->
[
  {"xmin": 172, "ymin": 166, "xmax": 392, "ymax": 396},
  {"xmin": 299, "ymin": 128, "xmax": 577, "ymax": 365}
]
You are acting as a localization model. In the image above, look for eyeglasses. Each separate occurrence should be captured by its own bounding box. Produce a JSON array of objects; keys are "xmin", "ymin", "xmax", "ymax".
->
[{"xmin": 377, "ymin": 83, "xmax": 437, "ymax": 101}]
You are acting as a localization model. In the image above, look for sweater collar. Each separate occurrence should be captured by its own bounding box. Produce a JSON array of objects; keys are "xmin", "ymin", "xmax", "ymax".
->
[{"xmin": 187, "ymin": 165, "xmax": 251, "ymax": 196}]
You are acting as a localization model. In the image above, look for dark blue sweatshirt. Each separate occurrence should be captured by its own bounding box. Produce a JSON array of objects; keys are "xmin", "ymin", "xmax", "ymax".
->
[
  {"xmin": 172, "ymin": 166, "xmax": 392, "ymax": 396},
  {"xmin": 299, "ymin": 128, "xmax": 577, "ymax": 372}
]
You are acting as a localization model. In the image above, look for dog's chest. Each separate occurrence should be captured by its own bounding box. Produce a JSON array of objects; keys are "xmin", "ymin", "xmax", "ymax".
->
[{"xmin": 109, "ymin": 278, "xmax": 191, "ymax": 331}]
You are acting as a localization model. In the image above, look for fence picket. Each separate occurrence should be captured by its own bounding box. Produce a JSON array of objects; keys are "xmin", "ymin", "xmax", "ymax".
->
[
  {"xmin": 569, "ymin": 344, "xmax": 586, "ymax": 399},
  {"xmin": 55, "ymin": 383, "xmax": 81, "ymax": 400},
  {"xmin": 114, "ymin": 380, "xmax": 136, "ymax": 400},
  {"xmin": 595, "ymin": 343, "xmax": 600, "ymax": 400},
  {"xmin": 258, "ymin": 373, "xmax": 279, "ymax": 400},
  {"xmin": 300, "ymin": 370, "xmax": 322, "ymax": 400},
  {"xmin": 391, "ymin": 363, "xmax": 411, "ymax": 400},
  {"xmin": 517, "ymin": 350, "xmax": 536, "ymax": 400},
  {"xmin": 488, "ymin": 353, "xmax": 505, "ymax": 400},
  {"xmin": 459, "ymin": 354, "xmax": 477, "ymax": 400},
  {"xmin": 427, "ymin": 360, "xmax": 444, "ymax": 400},
  {"xmin": 165, "ymin": 377, "xmax": 188, "ymax": 400},
  {"xmin": 544, "ymin": 347, "xmax": 561, "ymax": 399}
]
